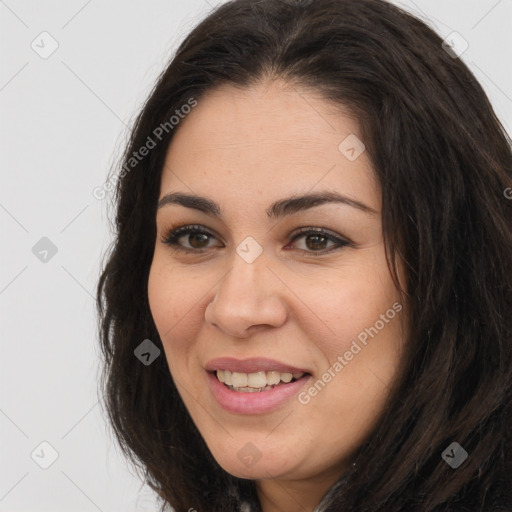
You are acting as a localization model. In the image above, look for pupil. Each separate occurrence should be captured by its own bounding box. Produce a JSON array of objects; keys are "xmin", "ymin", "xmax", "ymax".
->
[
  {"xmin": 189, "ymin": 233, "xmax": 209, "ymax": 248},
  {"xmin": 306, "ymin": 234, "xmax": 327, "ymax": 250}
]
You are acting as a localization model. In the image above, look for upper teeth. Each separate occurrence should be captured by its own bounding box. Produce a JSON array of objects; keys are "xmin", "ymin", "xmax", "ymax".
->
[{"xmin": 216, "ymin": 370, "xmax": 305, "ymax": 389}]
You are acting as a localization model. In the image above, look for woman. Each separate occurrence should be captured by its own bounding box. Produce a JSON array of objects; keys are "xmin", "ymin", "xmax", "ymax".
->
[{"xmin": 96, "ymin": 0, "xmax": 512, "ymax": 510}]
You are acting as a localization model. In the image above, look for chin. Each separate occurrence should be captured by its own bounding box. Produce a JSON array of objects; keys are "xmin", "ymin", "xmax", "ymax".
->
[
  {"xmin": 217, "ymin": 458, "xmax": 287, "ymax": 480},
  {"xmin": 208, "ymin": 443, "xmax": 299, "ymax": 481}
]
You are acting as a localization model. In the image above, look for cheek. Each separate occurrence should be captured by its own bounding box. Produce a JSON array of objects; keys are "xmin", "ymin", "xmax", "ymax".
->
[
  {"xmin": 302, "ymin": 274, "xmax": 403, "ymax": 455},
  {"xmin": 148, "ymin": 266, "xmax": 191, "ymax": 387},
  {"xmin": 324, "ymin": 267, "xmax": 404, "ymax": 404},
  {"xmin": 147, "ymin": 262, "xmax": 201, "ymax": 352},
  {"xmin": 305, "ymin": 258, "xmax": 401, "ymax": 357},
  {"xmin": 148, "ymin": 265, "xmax": 176, "ymax": 335}
]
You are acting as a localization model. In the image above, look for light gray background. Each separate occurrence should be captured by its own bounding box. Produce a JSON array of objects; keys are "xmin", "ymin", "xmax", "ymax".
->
[{"xmin": 1, "ymin": 1, "xmax": 511, "ymax": 511}]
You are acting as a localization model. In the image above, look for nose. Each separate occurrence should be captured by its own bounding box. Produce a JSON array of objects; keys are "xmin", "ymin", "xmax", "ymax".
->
[{"xmin": 204, "ymin": 250, "xmax": 288, "ymax": 338}]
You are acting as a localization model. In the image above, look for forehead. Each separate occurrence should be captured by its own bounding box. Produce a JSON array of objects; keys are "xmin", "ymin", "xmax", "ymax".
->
[{"xmin": 159, "ymin": 80, "xmax": 380, "ymax": 215}]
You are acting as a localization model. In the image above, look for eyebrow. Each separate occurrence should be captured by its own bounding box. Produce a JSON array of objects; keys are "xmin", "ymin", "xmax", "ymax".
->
[{"xmin": 157, "ymin": 190, "xmax": 378, "ymax": 218}]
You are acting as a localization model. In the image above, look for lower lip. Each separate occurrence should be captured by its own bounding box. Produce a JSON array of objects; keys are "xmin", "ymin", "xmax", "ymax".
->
[{"xmin": 207, "ymin": 371, "xmax": 311, "ymax": 414}]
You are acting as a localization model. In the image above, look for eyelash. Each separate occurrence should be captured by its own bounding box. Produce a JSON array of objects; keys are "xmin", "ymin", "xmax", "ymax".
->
[{"xmin": 160, "ymin": 224, "xmax": 352, "ymax": 256}]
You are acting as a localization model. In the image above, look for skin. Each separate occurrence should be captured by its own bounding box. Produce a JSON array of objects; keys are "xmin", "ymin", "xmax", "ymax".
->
[{"xmin": 148, "ymin": 79, "xmax": 407, "ymax": 512}]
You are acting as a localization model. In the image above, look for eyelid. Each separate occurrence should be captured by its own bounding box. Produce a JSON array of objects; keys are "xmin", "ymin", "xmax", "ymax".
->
[
  {"xmin": 159, "ymin": 224, "xmax": 221, "ymax": 248},
  {"xmin": 290, "ymin": 226, "xmax": 351, "ymax": 243}
]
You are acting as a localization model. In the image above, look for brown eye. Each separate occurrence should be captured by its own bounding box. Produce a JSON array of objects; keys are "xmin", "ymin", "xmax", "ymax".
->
[
  {"xmin": 161, "ymin": 225, "xmax": 222, "ymax": 252},
  {"xmin": 161, "ymin": 225, "xmax": 351, "ymax": 256},
  {"xmin": 304, "ymin": 233, "xmax": 329, "ymax": 250},
  {"xmin": 289, "ymin": 228, "xmax": 351, "ymax": 255},
  {"xmin": 187, "ymin": 232, "xmax": 210, "ymax": 249}
]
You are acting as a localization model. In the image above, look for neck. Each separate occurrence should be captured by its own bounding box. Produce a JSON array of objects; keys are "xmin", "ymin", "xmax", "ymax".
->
[{"xmin": 256, "ymin": 466, "xmax": 346, "ymax": 512}]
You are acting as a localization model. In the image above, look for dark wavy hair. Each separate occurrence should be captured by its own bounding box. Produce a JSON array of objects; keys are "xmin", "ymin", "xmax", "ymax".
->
[{"xmin": 96, "ymin": 0, "xmax": 512, "ymax": 510}]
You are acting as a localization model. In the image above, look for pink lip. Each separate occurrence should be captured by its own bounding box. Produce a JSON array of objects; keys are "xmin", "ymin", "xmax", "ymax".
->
[
  {"xmin": 207, "ymin": 371, "xmax": 311, "ymax": 414},
  {"xmin": 204, "ymin": 357, "xmax": 310, "ymax": 374}
]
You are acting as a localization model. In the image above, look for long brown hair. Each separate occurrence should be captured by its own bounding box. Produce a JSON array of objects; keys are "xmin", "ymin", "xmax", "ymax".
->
[{"xmin": 96, "ymin": 1, "xmax": 512, "ymax": 510}]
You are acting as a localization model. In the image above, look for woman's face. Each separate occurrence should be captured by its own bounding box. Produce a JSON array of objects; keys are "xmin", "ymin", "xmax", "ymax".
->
[{"xmin": 148, "ymin": 79, "xmax": 406, "ymax": 494}]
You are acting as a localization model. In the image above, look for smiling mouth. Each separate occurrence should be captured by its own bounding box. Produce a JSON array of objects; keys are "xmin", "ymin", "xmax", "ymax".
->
[{"xmin": 214, "ymin": 369, "xmax": 309, "ymax": 392}]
